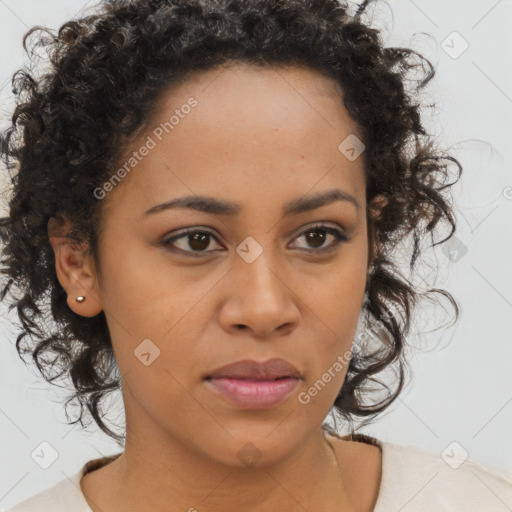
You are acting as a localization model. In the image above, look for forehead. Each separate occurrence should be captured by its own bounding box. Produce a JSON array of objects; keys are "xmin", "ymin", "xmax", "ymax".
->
[
  {"xmin": 164, "ymin": 62, "xmax": 349, "ymax": 128},
  {"xmin": 104, "ymin": 62, "xmax": 365, "ymax": 215}
]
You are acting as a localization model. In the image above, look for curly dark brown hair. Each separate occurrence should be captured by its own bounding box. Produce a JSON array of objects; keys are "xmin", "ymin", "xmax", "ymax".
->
[{"xmin": 0, "ymin": 0, "xmax": 461, "ymax": 445}]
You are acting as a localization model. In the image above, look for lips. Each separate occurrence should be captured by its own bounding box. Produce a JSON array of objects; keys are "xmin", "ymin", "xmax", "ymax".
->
[
  {"xmin": 204, "ymin": 358, "xmax": 302, "ymax": 409},
  {"xmin": 205, "ymin": 358, "xmax": 301, "ymax": 381}
]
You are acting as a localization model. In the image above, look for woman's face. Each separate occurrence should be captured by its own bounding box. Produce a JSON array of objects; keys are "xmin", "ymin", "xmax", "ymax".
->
[{"xmin": 86, "ymin": 63, "xmax": 371, "ymax": 465}]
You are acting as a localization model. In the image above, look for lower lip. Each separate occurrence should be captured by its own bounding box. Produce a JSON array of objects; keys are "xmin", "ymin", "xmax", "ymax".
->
[{"xmin": 205, "ymin": 377, "xmax": 300, "ymax": 409}]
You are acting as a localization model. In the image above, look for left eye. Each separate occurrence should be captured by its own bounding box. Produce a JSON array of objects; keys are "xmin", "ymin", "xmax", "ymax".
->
[
  {"xmin": 290, "ymin": 225, "xmax": 349, "ymax": 254},
  {"xmin": 160, "ymin": 224, "xmax": 348, "ymax": 256}
]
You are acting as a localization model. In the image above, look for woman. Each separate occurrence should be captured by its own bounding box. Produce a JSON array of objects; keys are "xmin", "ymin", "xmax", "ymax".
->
[{"xmin": 1, "ymin": 0, "xmax": 510, "ymax": 511}]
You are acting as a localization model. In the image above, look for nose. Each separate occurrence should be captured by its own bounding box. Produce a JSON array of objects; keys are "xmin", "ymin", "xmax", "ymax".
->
[{"xmin": 217, "ymin": 254, "xmax": 301, "ymax": 339}]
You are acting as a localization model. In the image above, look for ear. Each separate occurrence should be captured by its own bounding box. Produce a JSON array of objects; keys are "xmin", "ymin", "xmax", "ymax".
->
[
  {"xmin": 367, "ymin": 194, "xmax": 388, "ymax": 272},
  {"xmin": 48, "ymin": 216, "xmax": 103, "ymax": 318}
]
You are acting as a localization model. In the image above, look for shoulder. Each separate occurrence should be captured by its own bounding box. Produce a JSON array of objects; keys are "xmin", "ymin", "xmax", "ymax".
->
[
  {"xmin": 5, "ymin": 453, "xmax": 122, "ymax": 512},
  {"xmin": 5, "ymin": 472, "xmax": 88, "ymax": 512},
  {"xmin": 376, "ymin": 439, "xmax": 512, "ymax": 512}
]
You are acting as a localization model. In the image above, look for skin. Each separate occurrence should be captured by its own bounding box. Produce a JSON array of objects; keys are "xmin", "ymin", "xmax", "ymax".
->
[{"xmin": 49, "ymin": 62, "xmax": 386, "ymax": 512}]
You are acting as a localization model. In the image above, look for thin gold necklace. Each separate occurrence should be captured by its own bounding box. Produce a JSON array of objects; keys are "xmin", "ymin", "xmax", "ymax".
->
[
  {"xmin": 325, "ymin": 435, "xmax": 343, "ymax": 478},
  {"xmin": 324, "ymin": 432, "xmax": 357, "ymax": 511}
]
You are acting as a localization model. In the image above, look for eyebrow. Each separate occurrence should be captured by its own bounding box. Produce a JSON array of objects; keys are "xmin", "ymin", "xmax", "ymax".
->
[{"xmin": 143, "ymin": 188, "xmax": 359, "ymax": 218}]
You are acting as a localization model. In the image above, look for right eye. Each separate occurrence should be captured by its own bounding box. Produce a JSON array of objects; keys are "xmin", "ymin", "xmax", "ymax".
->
[{"xmin": 160, "ymin": 228, "xmax": 224, "ymax": 256}]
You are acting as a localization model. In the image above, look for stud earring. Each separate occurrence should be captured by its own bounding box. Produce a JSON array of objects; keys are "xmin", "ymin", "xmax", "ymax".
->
[{"xmin": 75, "ymin": 296, "xmax": 86, "ymax": 303}]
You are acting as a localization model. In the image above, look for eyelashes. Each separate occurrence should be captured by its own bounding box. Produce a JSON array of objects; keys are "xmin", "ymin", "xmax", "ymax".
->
[{"xmin": 160, "ymin": 223, "xmax": 349, "ymax": 258}]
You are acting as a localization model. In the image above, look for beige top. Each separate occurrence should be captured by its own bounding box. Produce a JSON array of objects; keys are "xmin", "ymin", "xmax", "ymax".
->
[{"xmin": 6, "ymin": 433, "xmax": 512, "ymax": 511}]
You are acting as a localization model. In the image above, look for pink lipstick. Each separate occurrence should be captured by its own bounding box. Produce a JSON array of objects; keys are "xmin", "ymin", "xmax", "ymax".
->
[{"xmin": 204, "ymin": 358, "xmax": 301, "ymax": 409}]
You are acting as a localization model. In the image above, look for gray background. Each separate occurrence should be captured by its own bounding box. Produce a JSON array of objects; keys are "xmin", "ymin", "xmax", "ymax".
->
[{"xmin": 1, "ymin": 0, "xmax": 511, "ymax": 509}]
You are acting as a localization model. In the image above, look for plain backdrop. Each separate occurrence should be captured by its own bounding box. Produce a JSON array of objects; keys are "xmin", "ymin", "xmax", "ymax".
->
[{"xmin": 1, "ymin": 0, "xmax": 511, "ymax": 509}]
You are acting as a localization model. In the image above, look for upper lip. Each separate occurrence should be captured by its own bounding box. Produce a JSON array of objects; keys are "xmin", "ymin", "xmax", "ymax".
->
[{"xmin": 206, "ymin": 358, "xmax": 301, "ymax": 380}]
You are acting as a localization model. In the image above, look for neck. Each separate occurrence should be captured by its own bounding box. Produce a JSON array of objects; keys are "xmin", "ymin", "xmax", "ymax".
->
[{"xmin": 85, "ymin": 427, "xmax": 356, "ymax": 512}]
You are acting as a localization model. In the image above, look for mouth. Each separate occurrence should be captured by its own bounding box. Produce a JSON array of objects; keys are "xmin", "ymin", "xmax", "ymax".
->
[
  {"xmin": 205, "ymin": 357, "xmax": 302, "ymax": 381},
  {"xmin": 204, "ymin": 376, "xmax": 300, "ymax": 409},
  {"xmin": 203, "ymin": 358, "xmax": 302, "ymax": 409},
  {"xmin": 204, "ymin": 375, "xmax": 294, "ymax": 381}
]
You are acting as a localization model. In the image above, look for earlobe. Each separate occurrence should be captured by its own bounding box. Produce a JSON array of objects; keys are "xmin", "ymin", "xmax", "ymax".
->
[
  {"xmin": 368, "ymin": 194, "xmax": 388, "ymax": 220},
  {"xmin": 48, "ymin": 217, "xmax": 103, "ymax": 318},
  {"xmin": 367, "ymin": 194, "xmax": 388, "ymax": 273}
]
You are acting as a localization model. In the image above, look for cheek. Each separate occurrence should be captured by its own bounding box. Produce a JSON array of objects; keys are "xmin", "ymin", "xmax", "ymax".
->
[
  {"xmin": 320, "ymin": 282, "xmax": 365, "ymax": 345},
  {"xmin": 299, "ymin": 259, "xmax": 367, "ymax": 343},
  {"xmin": 108, "ymin": 308, "xmax": 207, "ymax": 430},
  {"xmin": 97, "ymin": 237, "xmax": 198, "ymax": 335},
  {"xmin": 103, "ymin": 285, "xmax": 207, "ymax": 384},
  {"xmin": 298, "ymin": 297, "xmax": 359, "ymax": 411},
  {"xmin": 297, "ymin": 251, "xmax": 367, "ymax": 396}
]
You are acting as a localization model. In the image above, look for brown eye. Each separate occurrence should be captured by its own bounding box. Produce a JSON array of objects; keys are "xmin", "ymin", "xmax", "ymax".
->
[
  {"xmin": 290, "ymin": 224, "xmax": 349, "ymax": 254},
  {"xmin": 161, "ymin": 228, "xmax": 223, "ymax": 256},
  {"xmin": 304, "ymin": 229, "xmax": 327, "ymax": 248},
  {"xmin": 186, "ymin": 232, "xmax": 212, "ymax": 251}
]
